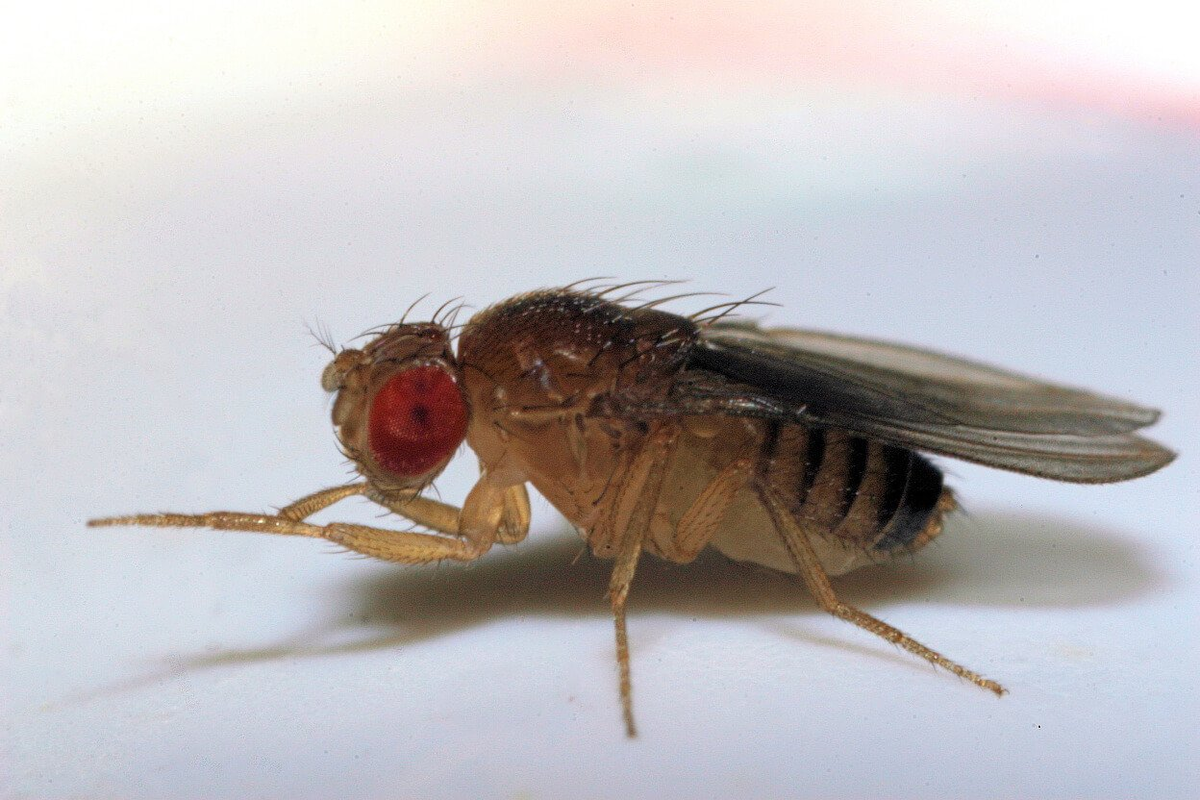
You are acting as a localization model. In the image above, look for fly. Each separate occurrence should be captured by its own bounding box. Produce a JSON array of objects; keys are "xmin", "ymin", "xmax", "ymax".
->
[{"xmin": 90, "ymin": 283, "xmax": 1176, "ymax": 737}]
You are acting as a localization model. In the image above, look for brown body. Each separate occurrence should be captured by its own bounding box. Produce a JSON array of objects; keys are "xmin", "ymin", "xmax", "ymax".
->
[
  {"xmin": 90, "ymin": 284, "xmax": 1173, "ymax": 737},
  {"xmin": 458, "ymin": 290, "xmax": 950, "ymax": 576}
]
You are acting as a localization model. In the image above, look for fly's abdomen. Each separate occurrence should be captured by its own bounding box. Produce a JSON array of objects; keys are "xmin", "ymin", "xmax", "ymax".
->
[
  {"xmin": 772, "ymin": 425, "xmax": 955, "ymax": 560},
  {"xmin": 869, "ymin": 445, "xmax": 956, "ymax": 553}
]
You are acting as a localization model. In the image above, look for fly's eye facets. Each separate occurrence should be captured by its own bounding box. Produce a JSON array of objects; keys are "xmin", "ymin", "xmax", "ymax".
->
[{"xmin": 367, "ymin": 366, "xmax": 468, "ymax": 477}]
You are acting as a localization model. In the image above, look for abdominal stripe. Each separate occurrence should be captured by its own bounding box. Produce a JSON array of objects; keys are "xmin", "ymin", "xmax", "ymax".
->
[
  {"xmin": 776, "ymin": 427, "xmax": 944, "ymax": 552},
  {"xmin": 797, "ymin": 428, "xmax": 825, "ymax": 504},
  {"xmin": 873, "ymin": 447, "xmax": 944, "ymax": 552},
  {"xmin": 839, "ymin": 437, "xmax": 869, "ymax": 521}
]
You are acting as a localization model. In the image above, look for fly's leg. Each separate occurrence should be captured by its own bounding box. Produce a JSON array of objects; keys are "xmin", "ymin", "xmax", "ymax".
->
[
  {"xmin": 367, "ymin": 483, "xmax": 531, "ymax": 544},
  {"xmin": 89, "ymin": 478, "xmax": 515, "ymax": 565},
  {"xmin": 278, "ymin": 483, "xmax": 369, "ymax": 520},
  {"xmin": 757, "ymin": 486, "xmax": 1006, "ymax": 696},
  {"xmin": 602, "ymin": 425, "xmax": 680, "ymax": 737},
  {"xmin": 603, "ymin": 454, "xmax": 751, "ymax": 733},
  {"xmin": 497, "ymin": 484, "xmax": 532, "ymax": 544},
  {"xmin": 608, "ymin": 517, "xmax": 645, "ymax": 739},
  {"xmin": 89, "ymin": 513, "xmax": 483, "ymax": 564},
  {"xmin": 672, "ymin": 457, "xmax": 755, "ymax": 561}
]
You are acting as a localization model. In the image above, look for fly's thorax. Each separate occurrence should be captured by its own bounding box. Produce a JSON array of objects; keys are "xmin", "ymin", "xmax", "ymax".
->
[
  {"xmin": 322, "ymin": 323, "xmax": 468, "ymax": 494},
  {"xmin": 456, "ymin": 289, "xmax": 700, "ymax": 478}
]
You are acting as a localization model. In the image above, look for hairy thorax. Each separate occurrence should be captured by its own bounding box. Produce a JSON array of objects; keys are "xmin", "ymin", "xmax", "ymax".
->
[{"xmin": 457, "ymin": 290, "xmax": 695, "ymax": 529}]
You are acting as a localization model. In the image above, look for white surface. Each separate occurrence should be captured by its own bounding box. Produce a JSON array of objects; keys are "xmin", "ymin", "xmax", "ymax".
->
[{"xmin": 4, "ymin": 4, "xmax": 1198, "ymax": 799}]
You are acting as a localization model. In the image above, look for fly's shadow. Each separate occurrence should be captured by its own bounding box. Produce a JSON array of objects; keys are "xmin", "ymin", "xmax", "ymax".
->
[
  {"xmin": 129, "ymin": 511, "xmax": 1167, "ymax": 660},
  {"xmin": 59, "ymin": 509, "xmax": 1164, "ymax": 707},
  {"xmin": 333, "ymin": 508, "xmax": 1164, "ymax": 633}
]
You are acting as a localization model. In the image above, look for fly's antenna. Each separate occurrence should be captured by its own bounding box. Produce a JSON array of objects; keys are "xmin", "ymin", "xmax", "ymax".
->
[
  {"xmin": 304, "ymin": 319, "xmax": 338, "ymax": 354},
  {"xmin": 691, "ymin": 289, "xmax": 778, "ymax": 326}
]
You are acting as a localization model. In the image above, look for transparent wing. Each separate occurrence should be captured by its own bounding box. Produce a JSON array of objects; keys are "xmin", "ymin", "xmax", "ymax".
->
[{"xmin": 683, "ymin": 323, "xmax": 1174, "ymax": 483}]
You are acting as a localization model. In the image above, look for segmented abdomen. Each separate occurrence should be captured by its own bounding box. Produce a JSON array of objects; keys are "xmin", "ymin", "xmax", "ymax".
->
[{"xmin": 768, "ymin": 424, "xmax": 953, "ymax": 555}]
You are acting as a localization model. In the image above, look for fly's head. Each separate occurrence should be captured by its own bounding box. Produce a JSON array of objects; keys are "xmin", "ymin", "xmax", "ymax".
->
[{"xmin": 322, "ymin": 322, "xmax": 468, "ymax": 494}]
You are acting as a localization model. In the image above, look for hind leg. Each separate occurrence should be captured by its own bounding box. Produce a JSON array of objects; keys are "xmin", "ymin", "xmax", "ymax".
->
[{"xmin": 757, "ymin": 485, "xmax": 1005, "ymax": 695}]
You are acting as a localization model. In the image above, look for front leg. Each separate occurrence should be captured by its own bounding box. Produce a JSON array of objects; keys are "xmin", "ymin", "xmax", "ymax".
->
[
  {"xmin": 88, "ymin": 478, "xmax": 515, "ymax": 565},
  {"xmin": 366, "ymin": 483, "xmax": 531, "ymax": 545}
]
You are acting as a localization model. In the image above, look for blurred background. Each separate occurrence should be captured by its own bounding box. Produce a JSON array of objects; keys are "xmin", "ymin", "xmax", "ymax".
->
[{"xmin": 3, "ymin": 2, "xmax": 1197, "ymax": 798}]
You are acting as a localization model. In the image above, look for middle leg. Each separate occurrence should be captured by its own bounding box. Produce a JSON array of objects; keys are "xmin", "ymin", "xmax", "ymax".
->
[{"xmin": 602, "ymin": 425, "xmax": 681, "ymax": 737}]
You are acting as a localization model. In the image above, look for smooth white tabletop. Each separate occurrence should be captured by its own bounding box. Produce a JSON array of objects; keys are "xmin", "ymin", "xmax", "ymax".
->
[{"xmin": 4, "ymin": 3, "xmax": 1197, "ymax": 798}]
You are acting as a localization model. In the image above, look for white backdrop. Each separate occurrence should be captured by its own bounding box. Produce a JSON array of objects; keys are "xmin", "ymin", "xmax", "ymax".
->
[{"xmin": 4, "ymin": 3, "xmax": 1198, "ymax": 798}]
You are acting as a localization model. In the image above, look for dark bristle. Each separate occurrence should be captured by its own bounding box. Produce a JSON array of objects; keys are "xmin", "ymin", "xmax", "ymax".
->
[
  {"xmin": 399, "ymin": 293, "xmax": 432, "ymax": 325},
  {"xmin": 431, "ymin": 296, "xmax": 464, "ymax": 326},
  {"xmin": 560, "ymin": 276, "xmax": 617, "ymax": 293},
  {"xmin": 441, "ymin": 302, "xmax": 471, "ymax": 331},
  {"xmin": 691, "ymin": 288, "xmax": 777, "ymax": 325},
  {"xmin": 631, "ymin": 291, "xmax": 719, "ymax": 312},
  {"xmin": 594, "ymin": 279, "xmax": 687, "ymax": 302},
  {"xmin": 353, "ymin": 323, "xmax": 396, "ymax": 342}
]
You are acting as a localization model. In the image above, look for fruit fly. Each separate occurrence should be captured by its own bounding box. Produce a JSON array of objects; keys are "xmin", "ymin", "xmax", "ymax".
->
[{"xmin": 90, "ymin": 283, "xmax": 1175, "ymax": 736}]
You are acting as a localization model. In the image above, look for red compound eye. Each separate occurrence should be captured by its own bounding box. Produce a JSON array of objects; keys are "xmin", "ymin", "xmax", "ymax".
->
[{"xmin": 367, "ymin": 366, "xmax": 468, "ymax": 477}]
